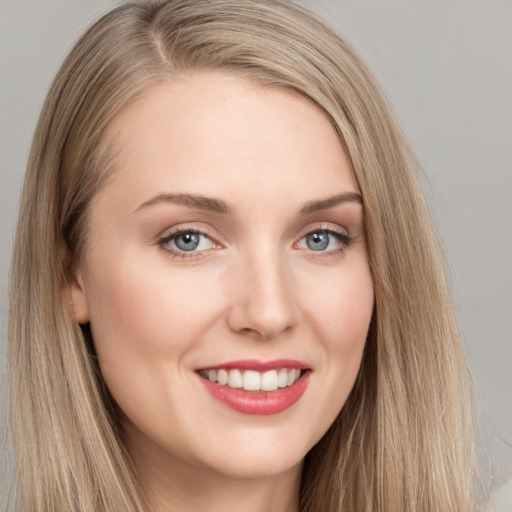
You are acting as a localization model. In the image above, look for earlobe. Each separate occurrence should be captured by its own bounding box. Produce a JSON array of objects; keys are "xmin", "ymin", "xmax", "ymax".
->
[
  {"xmin": 62, "ymin": 247, "xmax": 90, "ymax": 324},
  {"xmin": 69, "ymin": 268, "xmax": 90, "ymax": 324}
]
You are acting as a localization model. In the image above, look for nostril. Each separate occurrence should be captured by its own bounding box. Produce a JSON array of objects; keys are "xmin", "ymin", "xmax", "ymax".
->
[{"xmin": 225, "ymin": 260, "xmax": 297, "ymax": 338}]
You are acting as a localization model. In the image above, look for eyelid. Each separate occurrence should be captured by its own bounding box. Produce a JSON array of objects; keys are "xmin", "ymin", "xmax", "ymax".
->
[
  {"xmin": 157, "ymin": 223, "xmax": 223, "ymax": 259},
  {"xmin": 294, "ymin": 222, "xmax": 350, "ymax": 242},
  {"xmin": 158, "ymin": 223, "xmax": 220, "ymax": 242},
  {"xmin": 293, "ymin": 223, "xmax": 354, "ymax": 258},
  {"xmin": 156, "ymin": 221, "xmax": 353, "ymax": 261}
]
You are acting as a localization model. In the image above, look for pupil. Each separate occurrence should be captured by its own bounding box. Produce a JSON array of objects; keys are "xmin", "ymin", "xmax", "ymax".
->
[
  {"xmin": 176, "ymin": 232, "xmax": 200, "ymax": 251},
  {"xmin": 307, "ymin": 231, "xmax": 329, "ymax": 251}
]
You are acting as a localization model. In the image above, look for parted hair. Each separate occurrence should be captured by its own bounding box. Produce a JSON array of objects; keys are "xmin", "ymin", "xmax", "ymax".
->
[{"xmin": 8, "ymin": 1, "xmax": 477, "ymax": 510}]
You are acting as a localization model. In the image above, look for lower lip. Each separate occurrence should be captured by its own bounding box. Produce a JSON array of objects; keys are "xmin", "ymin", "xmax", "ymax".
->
[{"xmin": 198, "ymin": 371, "xmax": 311, "ymax": 415}]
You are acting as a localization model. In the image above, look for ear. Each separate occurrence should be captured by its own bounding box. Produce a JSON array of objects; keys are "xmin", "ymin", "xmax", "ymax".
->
[
  {"xmin": 70, "ymin": 266, "xmax": 91, "ymax": 324},
  {"xmin": 62, "ymin": 247, "xmax": 90, "ymax": 324}
]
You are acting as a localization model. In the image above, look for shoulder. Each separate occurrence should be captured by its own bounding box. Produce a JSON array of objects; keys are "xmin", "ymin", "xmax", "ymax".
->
[{"xmin": 487, "ymin": 479, "xmax": 512, "ymax": 512}]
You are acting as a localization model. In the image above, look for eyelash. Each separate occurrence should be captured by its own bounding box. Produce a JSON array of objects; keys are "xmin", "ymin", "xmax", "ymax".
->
[
  {"xmin": 157, "ymin": 224, "xmax": 354, "ymax": 260},
  {"xmin": 157, "ymin": 226, "xmax": 217, "ymax": 261},
  {"xmin": 294, "ymin": 225, "xmax": 353, "ymax": 260}
]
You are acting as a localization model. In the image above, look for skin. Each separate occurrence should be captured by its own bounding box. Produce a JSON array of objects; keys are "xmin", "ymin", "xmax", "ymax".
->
[{"xmin": 70, "ymin": 72, "xmax": 374, "ymax": 512}]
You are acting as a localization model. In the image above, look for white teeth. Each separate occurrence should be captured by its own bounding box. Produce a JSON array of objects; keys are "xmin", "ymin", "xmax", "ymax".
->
[
  {"xmin": 278, "ymin": 368, "xmax": 288, "ymax": 388},
  {"xmin": 200, "ymin": 367, "xmax": 303, "ymax": 391},
  {"xmin": 287, "ymin": 368, "xmax": 300, "ymax": 386},
  {"xmin": 243, "ymin": 370, "xmax": 261, "ymax": 391},
  {"xmin": 217, "ymin": 369, "xmax": 228, "ymax": 385},
  {"xmin": 228, "ymin": 369, "xmax": 243, "ymax": 388},
  {"xmin": 261, "ymin": 370, "xmax": 278, "ymax": 391}
]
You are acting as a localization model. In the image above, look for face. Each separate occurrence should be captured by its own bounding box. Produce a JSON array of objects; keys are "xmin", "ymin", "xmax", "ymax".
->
[{"xmin": 71, "ymin": 72, "xmax": 374, "ymax": 485}]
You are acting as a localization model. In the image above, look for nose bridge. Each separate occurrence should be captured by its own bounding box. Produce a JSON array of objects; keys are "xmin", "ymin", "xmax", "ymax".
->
[{"xmin": 228, "ymin": 242, "xmax": 296, "ymax": 339}]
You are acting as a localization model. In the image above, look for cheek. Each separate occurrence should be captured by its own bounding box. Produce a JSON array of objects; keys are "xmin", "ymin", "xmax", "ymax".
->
[
  {"xmin": 82, "ymin": 251, "xmax": 227, "ymax": 410},
  {"xmin": 86, "ymin": 256, "xmax": 217, "ymax": 348},
  {"xmin": 298, "ymin": 262, "xmax": 374, "ymax": 424},
  {"xmin": 83, "ymin": 253, "xmax": 226, "ymax": 427},
  {"xmin": 330, "ymin": 279, "xmax": 373, "ymax": 386},
  {"xmin": 325, "ymin": 282, "xmax": 373, "ymax": 356},
  {"xmin": 301, "ymin": 263, "xmax": 374, "ymax": 354}
]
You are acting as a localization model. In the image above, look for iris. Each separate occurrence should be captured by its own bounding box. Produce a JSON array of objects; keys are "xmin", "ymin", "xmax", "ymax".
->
[
  {"xmin": 306, "ymin": 231, "xmax": 330, "ymax": 251},
  {"xmin": 174, "ymin": 232, "xmax": 200, "ymax": 251}
]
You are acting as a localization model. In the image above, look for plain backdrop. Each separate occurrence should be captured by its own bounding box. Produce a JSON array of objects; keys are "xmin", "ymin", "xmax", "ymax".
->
[{"xmin": 1, "ymin": 0, "xmax": 511, "ymax": 494}]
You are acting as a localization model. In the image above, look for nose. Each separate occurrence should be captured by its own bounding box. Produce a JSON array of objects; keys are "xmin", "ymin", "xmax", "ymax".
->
[{"xmin": 226, "ymin": 250, "xmax": 297, "ymax": 340}]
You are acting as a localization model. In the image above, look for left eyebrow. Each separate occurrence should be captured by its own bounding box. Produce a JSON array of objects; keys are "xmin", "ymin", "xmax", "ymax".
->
[
  {"xmin": 133, "ymin": 193, "xmax": 232, "ymax": 214},
  {"xmin": 299, "ymin": 192, "xmax": 363, "ymax": 215}
]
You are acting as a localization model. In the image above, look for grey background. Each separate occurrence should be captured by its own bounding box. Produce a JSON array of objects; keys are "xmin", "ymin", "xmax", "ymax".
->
[{"xmin": 1, "ymin": 0, "xmax": 511, "ymax": 492}]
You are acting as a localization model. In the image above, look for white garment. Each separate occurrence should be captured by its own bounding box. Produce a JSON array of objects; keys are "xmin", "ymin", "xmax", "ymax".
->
[{"xmin": 488, "ymin": 479, "xmax": 512, "ymax": 512}]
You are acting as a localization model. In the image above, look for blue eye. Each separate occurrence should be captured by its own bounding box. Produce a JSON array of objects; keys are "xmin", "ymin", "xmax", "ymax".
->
[
  {"xmin": 298, "ymin": 229, "xmax": 350, "ymax": 252},
  {"xmin": 161, "ymin": 230, "xmax": 215, "ymax": 253},
  {"xmin": 305, "ymin": 231, "xmax": 330, "ymax": 251},
  {"xmin": 174, "ymin": 232, "xmax": 200, "ymax": 251}
]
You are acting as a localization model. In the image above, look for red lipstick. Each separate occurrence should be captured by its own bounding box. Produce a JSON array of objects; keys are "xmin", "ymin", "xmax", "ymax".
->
[{"xmin": 197, "ymin": 360, "xmax": 311, "ymax": 415}]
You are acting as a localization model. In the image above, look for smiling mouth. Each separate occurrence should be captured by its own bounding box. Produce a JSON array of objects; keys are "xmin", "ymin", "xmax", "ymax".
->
[
  {"xmin": 196, "ymin": 360, "xmax": 311, "ymax": 415},
  {"xmin": 198, "ymin": 367, "xmax": 303, "ymax": 392}
]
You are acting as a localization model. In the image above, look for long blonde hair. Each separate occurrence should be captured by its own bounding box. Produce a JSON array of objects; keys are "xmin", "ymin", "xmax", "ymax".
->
[{"xmin": 8, "ymin": 1, "xmax": 477, "ymax": 510}]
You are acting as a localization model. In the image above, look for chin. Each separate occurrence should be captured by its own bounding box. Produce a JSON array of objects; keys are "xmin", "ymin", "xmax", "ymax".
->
[
  {"xmin": 204, "ymin": 449, "xmax": 305, "ymax": 481},
  {"xmin": 186, "ymin": 427, "xmax": 314, "ymax": 481}
]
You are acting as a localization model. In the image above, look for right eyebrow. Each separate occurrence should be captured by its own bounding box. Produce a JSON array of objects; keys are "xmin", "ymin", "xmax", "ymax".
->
[
  {"xmin": 133, "ymin": 193, "xmax": 233, "ymax": 215},
  {"xmin": 299, "ymin": 192, "xmax": 363, "ymax": 215}
]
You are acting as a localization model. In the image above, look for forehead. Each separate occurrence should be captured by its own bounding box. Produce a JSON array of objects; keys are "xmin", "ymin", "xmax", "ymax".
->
[{"xmin": 94, "ymin": 71, "xmax": 358, "ymax": 213}]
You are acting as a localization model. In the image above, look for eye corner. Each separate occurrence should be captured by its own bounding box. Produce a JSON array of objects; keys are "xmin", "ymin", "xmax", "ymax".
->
[
  {"xmin": 157, "ymin": 225, "xmax": 222, "ymax": 261},
  {"xmin": 295, "ymin": 225, "xmax": 354, "ymax": 256}
]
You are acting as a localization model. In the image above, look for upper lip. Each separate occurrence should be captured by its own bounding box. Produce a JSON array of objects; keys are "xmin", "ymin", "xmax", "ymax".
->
[{"xmin": 197, "ymin": 359, "xmax": 310, "ymax": 371}]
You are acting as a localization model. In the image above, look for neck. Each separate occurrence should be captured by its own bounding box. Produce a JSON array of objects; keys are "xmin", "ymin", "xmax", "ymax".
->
[{"xmin": 143, "ymin": 464, "xmax": 301, "ymax": 512}]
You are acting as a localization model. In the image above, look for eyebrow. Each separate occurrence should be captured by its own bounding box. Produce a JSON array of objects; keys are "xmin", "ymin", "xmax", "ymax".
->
[
  {"xmin": 134, "ymin": 193, "xmax": 232, "ymax": 214},
  {"xmin": 299, "ymin": 192, "xmax": 363, "ymax": 215},
  {"xmin": 134, "ymin": 191, "xmax": 362, "ymax": 215}
]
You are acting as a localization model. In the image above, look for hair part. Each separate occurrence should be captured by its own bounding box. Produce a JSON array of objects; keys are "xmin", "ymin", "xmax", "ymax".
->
[{"xmin": 8, "ymin": 1, "xmax": 478, "ymax": 510}]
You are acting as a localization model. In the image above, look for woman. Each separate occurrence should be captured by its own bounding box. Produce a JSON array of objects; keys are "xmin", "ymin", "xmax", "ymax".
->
[{"xmin": 7, "ymin": 0, "xmax": 478, "ymax": 510}]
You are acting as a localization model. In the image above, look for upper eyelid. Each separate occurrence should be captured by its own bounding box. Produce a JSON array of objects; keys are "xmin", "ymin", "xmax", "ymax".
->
[
  {"xmin": 156, "ymin": 221, "xmax": 351, "ymax": 247},
  {"xmin": 159, "ymin": 223, "xmax": 218, "ymax": 241},
  {"xmin": 157, "ymin": 228, "xmax": 218, "ymax": 259},
  {"xmin": 158, "ymin": 231, "xmax": 219, "ymax": 253},
  {"xmin": 295, "ymin": 222, "xmax": 349, "ymax": 238}
]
